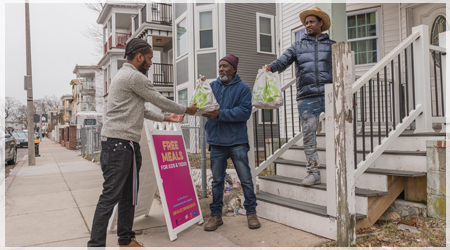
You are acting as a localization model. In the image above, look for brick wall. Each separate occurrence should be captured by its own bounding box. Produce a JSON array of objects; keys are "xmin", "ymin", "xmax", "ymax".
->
[
  {"xmin": 67, "ymin": 125, "xmax": 77, "ymax": 150},
  {"xmin": 60, "ymin": 128, "xmax": 64, "ymax": 146},
  {"xmin": 64, "ymin": 127, "xmax": 70, "ymax": 149}
]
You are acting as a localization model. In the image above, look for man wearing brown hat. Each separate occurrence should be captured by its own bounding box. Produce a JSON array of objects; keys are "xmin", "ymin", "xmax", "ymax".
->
[
  {"xmin": 202, "ymin": 54, "xmax": 260, "ymax": 231},
  {"xmin": 88, "ymin": 38, "xmax": 198, "ymax": 248},
  {"xmin": 263, "ymin": 7, "xmax": 335, "ymax": 186}
]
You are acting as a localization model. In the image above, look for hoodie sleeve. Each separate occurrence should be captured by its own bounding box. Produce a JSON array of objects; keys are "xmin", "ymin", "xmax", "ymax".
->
[
  {"xmin": 217, "ymin": 84, "xmax": 252, "ymax": 123},
  {"xmin": 269, "ymin": 43, "xmax": 297, "ymax": 73}
]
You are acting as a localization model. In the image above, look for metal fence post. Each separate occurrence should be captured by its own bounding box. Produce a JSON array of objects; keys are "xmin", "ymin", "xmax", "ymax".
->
[{"xmin": 200, "ymin": 117, "xmax": 207, "ymax": 198}]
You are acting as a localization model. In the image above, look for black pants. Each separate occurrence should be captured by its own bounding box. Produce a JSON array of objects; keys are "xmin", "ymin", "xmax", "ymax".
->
[{"xmin": 87, "ymin": 138, "xmax": 142, "ymax": 247}]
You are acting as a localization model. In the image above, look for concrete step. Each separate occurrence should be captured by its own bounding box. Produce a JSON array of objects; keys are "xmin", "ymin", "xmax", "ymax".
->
[
  {"xmin": 294, "ymin": 132, "xmax": 445, "ymax": 151},
  {"xmin": 275, "ymin": 162, "xmax": 388, "ymax": 192},
  {"xmin": 281, "ymin": 147, "xmax": 427, "ymax": 172},
  {"xmin": 274, "ymin": 159, "xmax": 426, "ymax": 191},
  {"xmin": 256, "ymin": 191, "xmax": 366, "ymax": 240},
  {"xmin": 259, "ymin": 175, "xmax": 387, "ymax": 216}
]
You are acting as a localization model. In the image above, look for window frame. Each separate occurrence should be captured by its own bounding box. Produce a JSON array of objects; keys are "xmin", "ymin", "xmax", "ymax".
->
[
  {"xmin": 346, "ymin": 7, "xmax": 381, "ymax": 66},
  {"xmin": 256, "ymin": 12, "xmax": 275, "ymax": 55},
  {"xmin": 290, "ymin": 25, "xmax": 306, "ymax": 78},
  {"xmin": 195, "ymin": 8, "xmax": 217, "ymax": 50},
  {"xmin": 258, "ymin": 109, "xmax": 278, "ymax": 125},
  {"xmin": 175, "ymin": 16, "xmax": 189, "ymax": 59},
  {"xmin": 177, "ymin": 88, "xmax": 189, "ymax": 124},
  {"xmin": 140, "ymin": 4, "xmax": 147, "ymax": 23}
]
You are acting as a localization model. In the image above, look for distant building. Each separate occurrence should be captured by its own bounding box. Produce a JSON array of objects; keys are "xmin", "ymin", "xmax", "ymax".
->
[
  {"xmin": 60, "ymin": 95, "xmax": 73, "ymax": 125},
  {"xmin": 96, "ymin": 2, "xmax": 174, "ymax": 122}
]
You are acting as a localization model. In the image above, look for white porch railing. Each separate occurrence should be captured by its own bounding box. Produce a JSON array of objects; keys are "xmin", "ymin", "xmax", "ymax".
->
[
  {"xmin": 247, "ymin": 78, "xmax": 326, "ymax": 187},
  {"xmin": 325, "ymin": 25, "xmax": 446, "ymax": 219}
]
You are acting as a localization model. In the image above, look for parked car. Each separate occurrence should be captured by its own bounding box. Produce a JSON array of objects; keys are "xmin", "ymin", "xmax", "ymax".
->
[
  {"xmin": 4, "ymin": 129, "xmax": 17, "ymax": 165},
  {"xmin": 12, "ymin": 131, "xmax": 28, "ymax": 148}
]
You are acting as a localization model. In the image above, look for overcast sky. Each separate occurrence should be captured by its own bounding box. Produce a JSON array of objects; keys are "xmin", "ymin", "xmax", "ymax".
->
[{"xmin": 5, "ymin": 3, "xmax": 101, "ymax": 105}]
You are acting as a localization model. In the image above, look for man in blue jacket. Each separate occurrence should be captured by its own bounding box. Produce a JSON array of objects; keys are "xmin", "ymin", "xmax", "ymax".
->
[
  {"xmin": 202, "ymin": 54, "xmax": 260, "ymax": 231},
  {"xmin": 263, "ymin": 7, "xmax": 335, "ymax": 186}
]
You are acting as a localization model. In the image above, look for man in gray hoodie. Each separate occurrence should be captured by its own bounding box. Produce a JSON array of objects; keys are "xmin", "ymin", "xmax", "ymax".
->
[{"xmin": 88, "ymin": 38, "xmax": 198, "ymax": 248}]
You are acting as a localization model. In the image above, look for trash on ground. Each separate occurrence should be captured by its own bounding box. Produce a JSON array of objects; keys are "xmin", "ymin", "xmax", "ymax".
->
[{"xmin": 397, "ymin": 224, "xmax": 420, "ymax": 234}]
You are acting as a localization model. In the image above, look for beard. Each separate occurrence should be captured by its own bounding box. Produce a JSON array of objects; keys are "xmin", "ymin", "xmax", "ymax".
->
[
  {"xmin": 138, "ymin": 61, "xmax": 149, "ymax": 75},
  {"xmin": 219, "ymin": 73, "xmax": 232, "ymax": 83}
]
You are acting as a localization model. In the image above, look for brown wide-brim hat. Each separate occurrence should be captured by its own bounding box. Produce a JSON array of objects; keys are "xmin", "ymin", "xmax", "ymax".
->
[{"xmin": 299, "ymin": 7, "xmax": 331, "ymax": 32}]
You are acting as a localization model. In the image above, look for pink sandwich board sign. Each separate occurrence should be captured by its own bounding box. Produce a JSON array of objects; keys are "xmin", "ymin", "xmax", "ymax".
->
[{"xmin": 108, "ymin": 120, "xmax": 203, "ymax": 241}]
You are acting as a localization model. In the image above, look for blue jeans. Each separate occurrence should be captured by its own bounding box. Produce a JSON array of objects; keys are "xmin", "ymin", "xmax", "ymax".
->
[
  {"xmin": 298, "ymin": 96, "xmax": 325, "ymax": 173},
  {"xmin": 209, "ymin": 144, "xmax": 257, "ymax": 216}
]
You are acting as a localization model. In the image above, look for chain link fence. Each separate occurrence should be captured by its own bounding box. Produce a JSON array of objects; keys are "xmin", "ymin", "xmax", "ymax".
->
[
  {"xmin": 80, "ymin": 125, "xmax": 102, "ymax": 161},
  {"xmin": 180, "ymin": 115, "xmax": 203, "ymax": 169}
]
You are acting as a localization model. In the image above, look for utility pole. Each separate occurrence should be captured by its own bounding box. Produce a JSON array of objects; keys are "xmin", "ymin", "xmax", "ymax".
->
[{"xmin": 25, "ymin": 2, "xmax": 36, "ymax": 166}]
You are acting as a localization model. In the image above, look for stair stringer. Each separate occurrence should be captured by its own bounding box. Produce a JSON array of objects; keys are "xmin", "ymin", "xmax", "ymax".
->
[{"xmin": 356, "ymin": 175, "xmax": 404, "ymax": 229}]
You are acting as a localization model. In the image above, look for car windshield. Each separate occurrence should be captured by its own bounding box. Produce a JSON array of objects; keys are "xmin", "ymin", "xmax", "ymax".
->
[{"xmin": 12, "ymin": 132, "xmax": 27, "ymax": 139}]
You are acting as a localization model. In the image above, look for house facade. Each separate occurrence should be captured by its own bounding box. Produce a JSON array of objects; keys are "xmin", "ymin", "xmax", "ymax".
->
[
  {"xmin": 96, "ymin": 2, "xmax": 174, "ymax": 123},
  {"xmin": 128, "ymin": 0, "xmax": 174, "ymax": 101},
  {"xmin": 172, "ymin": 2, "xmax": 278, "ymax": 151},
  {"xmin": 247, "ymin": 2, "xmax": 447, "ymax": 240},
  {"xmin": 60, "ymin": 95, "xmax": 73, "ymax": 125},
  {"xmin": 276, "ymin": 2, "xmax": 447, "ymax": 137}
]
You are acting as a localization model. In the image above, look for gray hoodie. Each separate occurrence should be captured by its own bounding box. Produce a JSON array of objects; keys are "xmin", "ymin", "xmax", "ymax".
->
[{"xmin": 101, "ymin": 63, "xmax": 186, "ymax": 142}]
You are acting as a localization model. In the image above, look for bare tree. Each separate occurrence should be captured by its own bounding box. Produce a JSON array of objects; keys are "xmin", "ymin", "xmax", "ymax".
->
[
  {"xmin": 83, "ymin": 2, "xmax": 105, "ymax": 59},
  {"xmin": 5, "ymin": 97, "xmax": 20, "ymax": 120},
  {"xmin": 16, "ymin": 104, "xmax": 29, "ymax": 129},
  {"xmin": 43, "ymin": 95, "xmax": 60, "ymax": 110}
]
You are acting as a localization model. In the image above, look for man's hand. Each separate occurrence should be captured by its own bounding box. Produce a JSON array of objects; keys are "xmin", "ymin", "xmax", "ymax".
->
[
  {"xmin": 186, "ymin": 103, "xmax": 199, "ymax": 115},
  {"xmin": 202, "ymin": 110, "xmax": 219, "ymax": 120},
  {"xmin": 163, "ymin": 113, "xmax": 185, "ymax": 123},
  {"xmin": 262, "ymin": 65, "xmax": 271, "ymax": 72}
]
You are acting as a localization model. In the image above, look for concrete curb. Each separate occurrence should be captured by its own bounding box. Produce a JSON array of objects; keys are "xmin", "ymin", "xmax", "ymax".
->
[{"xmin": 5, "ymin": 155, "xmax": 27, "ymax": 191}]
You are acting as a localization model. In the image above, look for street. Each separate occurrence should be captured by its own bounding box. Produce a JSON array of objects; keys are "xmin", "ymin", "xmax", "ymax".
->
[{"xmin": 5, "ymin": 147, "xmax": 27, "ymax": 178}]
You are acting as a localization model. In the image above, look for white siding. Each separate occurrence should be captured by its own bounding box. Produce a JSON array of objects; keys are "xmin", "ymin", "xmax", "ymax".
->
[
  {"xmin": 277, "ymin": 3, "xmax": 410, "ymax": 136},
  {"xmin": 278, "ymin": 2, "xmax": 313, "ymax": 138}
]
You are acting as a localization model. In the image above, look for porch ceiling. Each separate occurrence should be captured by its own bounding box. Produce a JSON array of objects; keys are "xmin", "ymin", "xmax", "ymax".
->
[{"xmin": 153, "ymin": 36, "xmax": 171, "ymax": 47}]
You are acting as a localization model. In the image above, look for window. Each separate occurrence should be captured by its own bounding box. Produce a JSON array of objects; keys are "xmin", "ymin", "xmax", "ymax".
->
[
  {"xmin": 294, "ymin": 28, "xmax": 306, "ymax": 43},
  {"xmin": 197, "ymin": 53, "xmax": 217, "ymax": 79},
  {"xmin": 177, "ymin": 18, "xmax": 188, "ymax": 57},
  {"xmin": 199, "ymin": 11, "xmax": 213, "ymax": 48},
  {"xmin": 141, "ymin": 5, "xmax": 147, "ymax": 23},
  {"xmin": 257, "ymin": 13, "xmax": 275, "ymax": 54},
  {"xmin": 178, "ymin": 89, "xmax": 188, "ymax": 124},
  {"xmin": 134, "ymin": 15, "xmax": 139, "ymax": 31},
  {"xmin": 258, "ymin": 109, "xmax": 277, "ymax": 124},
  {"xmin": 347, "ymin": 10, "xmax": 379, "ymax": 65},
  {"xmin": 431, "ymin": 15, "xmax": 446, "ymax": 68},
  {"xmin": 291, "ymin": 27, "xmax": 306, "ymax": 77}
]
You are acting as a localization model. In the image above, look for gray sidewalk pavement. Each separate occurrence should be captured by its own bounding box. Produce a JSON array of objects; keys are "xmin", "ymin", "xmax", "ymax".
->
[{"xmin": 5, "ymin": 138, "xmax": 327, "ymax": 248}]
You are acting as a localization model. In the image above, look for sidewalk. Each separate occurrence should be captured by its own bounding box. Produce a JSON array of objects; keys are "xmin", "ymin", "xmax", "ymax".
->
[{"xmin": 5, "ymin": 138, "xmax": 327, "ymax": 248}]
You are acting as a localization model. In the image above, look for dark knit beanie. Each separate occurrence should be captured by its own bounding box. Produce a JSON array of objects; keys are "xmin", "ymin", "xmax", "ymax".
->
[
  {"xmin": 219, "ymin": 54, "xmax": 239, "ymax": 71},
  {"xmin": 124, "ymin": 38, "xmax": 151, "ymax": 59}
]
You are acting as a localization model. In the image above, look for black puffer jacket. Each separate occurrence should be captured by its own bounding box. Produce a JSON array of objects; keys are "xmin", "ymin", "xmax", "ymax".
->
[{"xmin": 269, "ymin": 33, "xmax": 336, "ymax": 100}]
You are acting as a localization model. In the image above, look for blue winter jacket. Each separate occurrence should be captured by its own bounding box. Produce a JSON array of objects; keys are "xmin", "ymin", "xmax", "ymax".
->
[
  {"xmin": 205, "ymin": 74, "xmax": 252, "ymax": 147},
  {"xmin": 269, "ymin": 33, "xmax": 336, "ymax": 100}
]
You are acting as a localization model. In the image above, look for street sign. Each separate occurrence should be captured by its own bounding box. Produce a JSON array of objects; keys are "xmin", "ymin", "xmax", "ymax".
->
[
  {"xmin": 41, "ymin": 114, "xmax": 48, "ymax": 123},
  {"xmin": 108, "ymin": 120, "xmax": 203, "ymax": 241}
]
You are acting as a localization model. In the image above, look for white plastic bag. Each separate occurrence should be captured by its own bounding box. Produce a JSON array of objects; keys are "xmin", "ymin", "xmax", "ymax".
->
[
  {"xmin": 252, "ymin": 69, "xmax": 283, "ymax": 109},
  {"xmin": 189, "ymin": 75, "xmax": 220, "ymax": 116}
]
